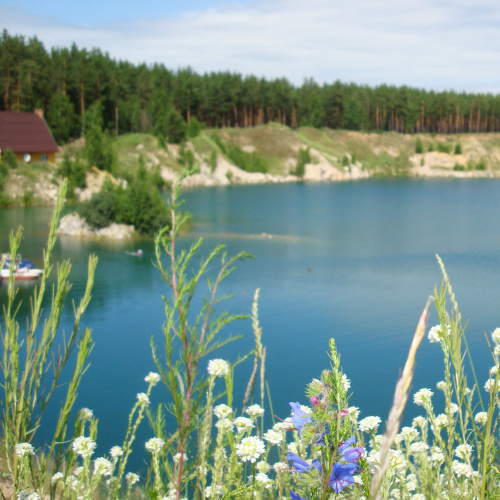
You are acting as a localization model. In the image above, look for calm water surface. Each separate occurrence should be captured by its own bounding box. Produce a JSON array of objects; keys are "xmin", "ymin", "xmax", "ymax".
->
[{"xmin": 1, "ymin": 179, "xmax": 499, "ymax": 470}]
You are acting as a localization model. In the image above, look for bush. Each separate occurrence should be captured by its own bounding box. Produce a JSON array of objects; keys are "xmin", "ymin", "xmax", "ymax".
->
[
  {"xmin": 454, "ymin": 142, "xmax": 463, "ymax": 155},
  {"xmin": 454, "ymin": 163, "xmax": 465, "ymax": 171},
  {"xmin": 342, "ymin": 155, "xmax": 350, "ymax": 167},
  {"xmin": 415, "ymin": 137, "xmax": 424, "ymax": 154},
  {"xmin": 476, "ymin": 156, "xmax": 487, "ymax": 170},
  {"xmin": 225, "ymin": 144, "xmax": 268, "ymax": 173},
  {"xmin": 2, "ymin": 147, "xmax": 17, "ymax": 169},
  {"xmin": 78, "ymin": 190, "xmax": 117, "ymax": 229},
  {"xmin": 58, "ymin": 152, "xmax": 87, "ymax": 201},
  {"xmin": 428, "ymin": 142, "xmax": 435, "ymax": 152},
  {"xmin": 436, "ymin": 142, "xmax": 452, "ymax": 154},
  {"xmin": 211, "ymin": 132, "xmax": 226, "ymax": 154},
  {"xmin": 294, "ymin": 148, "xmax": 311, "ymax": 177},
  {"xmin": 186, "ymin": 117, "xmax": 202, "ymax": 139},
  {"xmin": 208, "ymin": 149, "xmax": 218, "ymax": 172}
]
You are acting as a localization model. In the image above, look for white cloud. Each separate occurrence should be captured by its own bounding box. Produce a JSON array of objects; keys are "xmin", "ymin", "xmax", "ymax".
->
[{"xmin": 2, "ymin": 0, "xmax": 500, "ymax": 92}]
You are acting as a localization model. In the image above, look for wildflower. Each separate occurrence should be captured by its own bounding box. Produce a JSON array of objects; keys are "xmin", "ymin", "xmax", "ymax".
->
[
  {"xmin": 451, "ymin": 460, "xmax": 473, "ymax": 478},
  {"xmin": 145, "ymin": 437, "xmax": 165, "ymax": 454},
  {"xmin": 263, "ymin": 429, "xmax": 283, "ymax": 444},
  {"xmin": 15, "ymin": 443, "xmax": 34, "ymax": 458},
  {"xmin": 474, "ymin": 412, "xmax": 488, "ymax": 425},
  {"xmin": 358, "ymin": 416, "xmax": 381, "ymax": 433},
  {"xmin": 110, "ymin": 446, "xmax": 123, "ymax": 459},
  {"xmin": 79, "ymin": 408, "xmax": 93, "ymax": 421},
  {"xmin": 235, "ymin": 436, "xmax": 265, "ymax": 463},
  {"xmin": 233, "ymin": 416, "xmax": 254, "ymax": 433},
  {"xmin": 399, "ymin": 426, "xmax": 419, "ymax": 443},
  {"xmin": 173, "ymin": 452, "xmax": 188, "ymax": 463},
  {"xmin": 432, "ymin": 414, "xmax": 449, "ymax": 431},
  {"xmin": 329, "ymin": 462, "xmax": 357, "ymax": 494},
  {"xmin": 289, "ymin": 402, "xmax": 312, "ymax": 433},
  {"xmin": 412, "ymin": 416, "xmax": 427, "ymax": 429},
  {"xmin": 409, "ymin": 442, "xmax": 428, "ymax": 454},
  {"xmin": 455, "ymin": 443, "xmax": 473, "ymax": 461},
  {"xmin": 255, "ymin": 472, "xmax": 273, "ymax": 487},
  {"xmin": 94, "ymin": 457, "xmax": 113, "ymax": 476},
  {"xmin": 17, "ymin": 493, "xmax": 40, "ymax": 500},
  {"xmin": 413, "ymin": 388, "xmax": 433, "ymax": 406},
  {"xmin": 273, "ymin": 418, "xmax": 292, "ymax": 431},
  {"xmin": 495, "ymin": 344, "xmax": 500, "ymax": 356},
  {"xmin": 428, "ymin": 324, "xmax": 450, "ymax": 343},
  {"xmin": 290, "ymin": 491, "xmax": 308, "ymax": 500},
  {"xmin": 348, "ymin": 406, "xmax": 360, "ymax": 419},
  {"xmin": 484, "ymin": 378, "xmax": 499, "ymax": 392},
  {"xmin": 126, "ymin": 472, "xmax": 140, "ymax": 486},
  {"xmin": 341, "ymin": 374, "xmax": 351, "ymax": 391},
  {"xmin": 72, "ymin": 436, "xmax": 97, "ymax": 458},
  {"xmin": 73, "ymin": 467, "xmax": 84, "ymax": 477},
  {"xmin": 436, "ymin": 381, "xmax": 447, "ymax": 391},
  {"xmin": 213, "ymin": 404, "xmax": 233, "ymax": 419},
  {"xmin": 207, "ymin": 359, "xmax": 230, "ymax": 378},
  {"xmin": 431, "ymin": 447, "xmax": 445, "ymax": 464},
  {"xmin": 51, "ymin": 472, "xmax": 64, "ymax": 484},
  {"xmin": 245, "ymin": 404, "xmax": 265, "ymax": 418},
  {"xmin": 491, "ymin": 366, "xmax": 499, "ymax": 376},
  {"xmin": 492, "ymin": 327, "xmax": 500, "ymax": 345},
  {"xmin": 449, "ymin": 403, "xmax": 458, "ymax": 414},
  {"xmin": 273, "ymin": 462, "xmax": 288, "ymax": 472},
  {"xmin": 411, "ymin": 495, "xmax": 426, "ymax": 500},
  {"xmin": 287, "ymin": 453, "xmax": 316, "ymax": 473},
  {"xmin": 310, "ymin": 395, "xmax": 321, "ymax": 406},
  {"xmin": 338, "ymin": 437, "xmax": 364, "ymax": 462},
  {"xmin": 145, "ymin": 372, "xmax": 161, "ymax": 386},
  {"xmin": 256, "ymin": 461, "xmax": 270, "ymax": 473},
  {"xmin": 215, "ymin": 417, "xmax": 234, "ymax": 432},
  {"xmin": 391, "ymin": 450, "xmax": 407, "ymax": 471},
  {"xmin": 288, "ymin": 442, "xmax": 298, "ymax": 455},
  {"xmin": 137, "ymin": 392, "xmax": 150, "ymax": 406},
  {"xmin": 205, "ymin": 485, "xmax": 223, "ymax": 498}
]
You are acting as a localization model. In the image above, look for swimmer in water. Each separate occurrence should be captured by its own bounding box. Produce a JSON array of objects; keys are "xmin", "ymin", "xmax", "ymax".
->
[{"xmin": 125, "ymin": 249, "xmax": 143, "ymax": 256}]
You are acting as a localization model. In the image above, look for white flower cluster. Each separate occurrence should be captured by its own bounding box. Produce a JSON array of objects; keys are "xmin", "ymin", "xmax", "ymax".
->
[
  {"xmin": 17, "ymin": 492, "xmax": 40, "ymax": 500},
  {"xmin": 213, "ymin": 404, "xmax": 233, "ymax": 419},
  {"xmin": 72, "ymin": 436, "xmax": 97, "ymax": 458},
  {"xmin": 245, "ymin": 404, "xmax": 265, "ymax": 418},
  {"xmin": 428, "ymin": 324, "xmax": 450, "ymax": 343},
  {"xmin": 474, "ymin": 411, "xmax": 488, "ymax": 425},
  {"xmin": 233, "ymin": 416, "xmax": 254, "ymax": 433},
  {"xmin": 451, "ymin": 460, "xmax": 473, "ymax": 478},
  {"xmin": 126, "ymin": 472, "xmax": 140, "ymax": 486},
  {"xmin": 137, "ymin": 392, "xmax": 150, "ymax": 406},
  {"xmin": 358, "ymin": 416, "xmax": 381, "ymax": 433},
  {"xmin": 455, "ymin": 443, "xmax": 473, "ymax": 461},
  {"xmin": 145, "ymin": 437, "xmax": 165, "ymax": 454},
  {"xmin": 15, "ymin": 443, "xmax": 34, "ymax": 458},
  {"xmin": 173, "ymin": 452, "xmax": 188, "ymax": 463},
  {"xmin": 145, "ymin": 372, "xmax": 161, "ymax": 386},
  {"xmin": 110, "ymin": 446, "xmax": 123, "ymax": 459},
  {"xmin": 94, "ymin": 457, "xmax": 113, "ymax": 476},
  {"xmin": 235, "ymin": 436, "xmax": 265, "ymax": 463},
  {"xmin": 207, "ymin": 359, "xmax": 230, "ymax": 378},
  {"xmin": 413, "ymin": 388, "xmax": 433, "ymax": 406},
  {"xmin": 79, "ymin": 408, "xmax": 94, "ymax": 421},
  {"xmin": 263, "ymin": 429, "xmax": 283, "ymax": 444}
]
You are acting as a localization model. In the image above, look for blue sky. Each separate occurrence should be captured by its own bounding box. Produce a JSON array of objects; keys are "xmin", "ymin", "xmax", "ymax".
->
[{"xmin": 2, "ymin": 0, "xmax": 500, "ymax": 93}]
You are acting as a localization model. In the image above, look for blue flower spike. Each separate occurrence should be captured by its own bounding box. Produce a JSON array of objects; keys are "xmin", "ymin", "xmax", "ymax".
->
[
  {"xmin": 329, "ymin": 462, "xmax": 357, "ymax": 493},
  {"xmin": 290, "ymin": 490, "xmax": 308, "ymax": 500},
  {"xmin": 289, "ymin": 402, "xmax": 313, "ymax": 434}
]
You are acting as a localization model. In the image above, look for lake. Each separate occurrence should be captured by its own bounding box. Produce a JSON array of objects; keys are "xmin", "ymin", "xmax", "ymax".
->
[{"xmin": 1, "ymin": 178, "xmax": 499, "ymax": 471}]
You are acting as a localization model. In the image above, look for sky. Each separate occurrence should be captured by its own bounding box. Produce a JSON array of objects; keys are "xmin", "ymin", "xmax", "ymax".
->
[{"xmin": 2, "ymin": 0, "xmax": 500, "ymax": 93}]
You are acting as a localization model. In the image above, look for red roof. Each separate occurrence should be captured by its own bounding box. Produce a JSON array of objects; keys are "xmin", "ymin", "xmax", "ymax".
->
[{"xmin": 0, "ymin": 111, "xmax": 59, "ymax": 154}]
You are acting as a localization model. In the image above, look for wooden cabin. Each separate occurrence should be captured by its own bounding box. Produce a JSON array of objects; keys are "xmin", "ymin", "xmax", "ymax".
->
[{"xmin": 0, "ymin": 110, "xmax": 59, "ymax": 164}]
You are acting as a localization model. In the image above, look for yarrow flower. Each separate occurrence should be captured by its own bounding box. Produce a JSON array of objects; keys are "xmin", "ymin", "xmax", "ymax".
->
[
  {"xmin": 214, "ymin": 404, "xmax": 233, "ymax": 419},
  {"xmin": 428, "ymin": 324, "xmax": 450, "ymax": 343},
  {"xmin": 413, "ymin": 388, "xmax": 433, "ymax": 406},
  {"xmin": 233, "ymin": 417, "xmax": 254, "ymax": 433},
  {"xmin": 256, "ymin": 461, "xmax": 270, "ymax": 473},
  {"xmin": 79, "ymin": 408, "xmax": 93, "ymax": 421},
  {"xmin": 235, "ymin": 436, "xmax": 265, "ymax": 463},
  {"xmin": 451, "ymin": 460, "xmax": 473, "ymax": 478},
  {"xmin": 484, "ymin": 378, "xmax": 499, "ymax": 393},
  {"xmin": 455, "ymin": 443, "xmax": 473, "ymax": 461},
  {"xmin": 94, "ymin": 457, "xmax": 113, "ymax": 476},
  {"xmin": 436, "ymin": 381, "xmax": 447, "ymax": 391},
  {"xmin": 72, "ymin": 436, "xmax": 96, "ymax": 458},
  {"xmin": 474, "ymin": 412, "xmax": 488, "ymax": 425},
  {"xmin": 126, "ymin": 472, "xmax": 140, "ymax": 486},
  {"xmin": 145, "ymin": 372, "xmax": 161, "ymax": 386},
  {"xmin": 358, "ymin": 416, "xmax": 381, "ymax": 433},
  {"xmin": 254, "ymin": 472, "xmax": 273, "ymax": 488},
  {"xmin": 173, "ymin": 452, "xmax": 188, "ymax": 463},
  {"xmin": 263, "ymin": 429, "xmax": 283, "ymax": 445},
  {"xmin": 15, "ymin": 443, "xmax": 34, "ymax": 458},
  {"xmin": 492, "ymin": 328, "xmax": 500, "ymax": 345},
  {"xmin": 110, "ymin": 446, "xmax": 123, "ymax": 459},
  {"xmin": 409, "ymin": 442, "xmax": 429, "ymax": 454},
  {"xmin": 245, "ymin": 404, "xmax": 265, "ymax": 418},
  {"xmin": 51, "ymin": 472, "xmax": 64, "ymax": 485},
  {"xmin": 137, "ymin": 393, "xmax": 150, "ymax": 406},
  {"xmin": 207, "ymin": 359, "xmax": 230, "ymax": 378},
  {"xmin": 145, "ymin": 437, "xmax": 165, "ymax": 454},
  {"xmin": 215, "ymin": 417, "xmax": 233, "ymax": 432}
]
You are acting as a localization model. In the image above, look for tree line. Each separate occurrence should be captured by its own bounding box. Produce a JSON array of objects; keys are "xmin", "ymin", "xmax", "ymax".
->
[{"xmin": 2, "ymin": 29, "xmax": 500, "ymax": 144}]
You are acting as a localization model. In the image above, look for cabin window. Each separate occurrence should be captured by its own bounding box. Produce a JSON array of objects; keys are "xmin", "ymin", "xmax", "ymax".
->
[{"xmin": 41, "ymin": 154, "xmax": 48, "ymax": 162}]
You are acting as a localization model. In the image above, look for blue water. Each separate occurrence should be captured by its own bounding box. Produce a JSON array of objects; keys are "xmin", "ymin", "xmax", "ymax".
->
[{"xmin": 1, "ymin": 178, "xmax": 499, "ymax": 472}]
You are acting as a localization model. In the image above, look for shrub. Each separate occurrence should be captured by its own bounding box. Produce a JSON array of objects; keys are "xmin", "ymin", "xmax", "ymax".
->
[
  {"xmin": 226, "ymin": 144, "xmax": 268, "ymax": 173},
  {"xmin": 78, "ymin": 189, "xmax": 117, "ymax": 229},
  {"xmin": 415, "ymin": 137, "xmax": 424, "ymax": 154},
  {"xmin": 2, "ymin": 147, "xmax": 17, "ymax": 169},
  {"xmin": 436, "ymin": 142, "xmax": 452, "ymax": 154},
  {"xmin": 428, "ymin": 142, "xmax": 435, "ymax": 152},
  {"xmin": 211, "ymin": 132, "xmax": 226, "ymax": 154},
  {"xmin": 342, "ymin": 155, "xmax": 350, "ymax": 167},
  {"xmin": 294, "ymin": 148, "xmax": 311, "ymax": 177},
  {"xmin": 208, "ymin": 149, "xmax": 218, "ymax": 172},
  {"xmin": 476, "ymin": 157, "xmax": 488, "ymax": 170},
  {"xmin": 454, "ymin": 142, "xmax": 463, "ymax": 155},
  {"xmin": 186, "ymin": 116, "xmax": 202, "ymax": 139},
  {"xmin": 58, "ymin": 152, "xmax": 87, "ymax": 200},
  {"xmin": 454, "ymin": 163, "xmax": 465, "ymax": 171}
]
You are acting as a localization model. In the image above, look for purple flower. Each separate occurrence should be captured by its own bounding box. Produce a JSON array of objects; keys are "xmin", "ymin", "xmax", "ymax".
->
[
  {"xmin": 338, "ymin": 437, "xmax": 364, "ymax": 463},
  {"xmin": 329, "ymin": 462, "xmax": 357, "ymax": 493},
  {"xmin": 289, "ymin": 402, "xmax": 313, "ymax": 433},
  {"xmin": 287, "ymin": 453, "xmax": 322, "ymax": 474},
  {"xmin": 290, "ymin": 490, "xmax": 308, "ymax": 500}
]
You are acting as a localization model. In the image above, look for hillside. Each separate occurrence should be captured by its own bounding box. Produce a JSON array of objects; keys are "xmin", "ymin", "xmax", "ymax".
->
[{"xmin": 4, "ymin": 125, "xmax": 500, "ymax": 205}]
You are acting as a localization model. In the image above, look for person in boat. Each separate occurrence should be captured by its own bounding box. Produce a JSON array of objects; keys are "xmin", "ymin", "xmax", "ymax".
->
[{"xmin": 125, "ymin": 249, "xmax": 143, "ymax": 256}]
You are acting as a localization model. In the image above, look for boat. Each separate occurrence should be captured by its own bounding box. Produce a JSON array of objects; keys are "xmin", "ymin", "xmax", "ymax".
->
[{"xmin": 1, "ymin": 254, "xmax": 43, "ymax": 280}]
